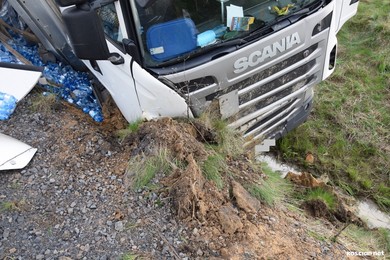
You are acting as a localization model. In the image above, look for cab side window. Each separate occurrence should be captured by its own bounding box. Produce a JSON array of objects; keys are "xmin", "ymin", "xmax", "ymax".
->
[{"xmin": 97, "ymin": 3, "xmax": 122, "ymax": 46}]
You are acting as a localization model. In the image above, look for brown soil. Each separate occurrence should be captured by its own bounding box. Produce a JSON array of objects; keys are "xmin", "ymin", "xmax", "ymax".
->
[
  {"xmin": 286, "ymin": 172, "xmax": 366, "ymax": 228},
  {"xmin": 120, "ymin": 117, "xmax": 353, "ymax": 259}
]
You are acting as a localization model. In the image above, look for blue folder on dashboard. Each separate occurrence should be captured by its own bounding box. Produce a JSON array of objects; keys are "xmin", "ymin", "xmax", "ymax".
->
[{"xmin": 146, "ymin": 18, "xmax": 198, "ymax": 61}]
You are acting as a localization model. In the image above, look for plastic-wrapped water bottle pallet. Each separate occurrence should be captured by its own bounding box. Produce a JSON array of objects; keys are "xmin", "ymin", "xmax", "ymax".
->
[{"xmin": 0, "ymin": 37, "xmax": 104, "ymax": 122}]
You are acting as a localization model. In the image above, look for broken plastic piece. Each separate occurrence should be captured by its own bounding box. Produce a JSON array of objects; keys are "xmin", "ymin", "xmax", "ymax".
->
[
  {"xmin": 0, "ymin": 63, "xmax": 42, "ymax": 100},
  {"xmin": 0, "ymin": 133, "xmax": 37, "ymax": 170}
]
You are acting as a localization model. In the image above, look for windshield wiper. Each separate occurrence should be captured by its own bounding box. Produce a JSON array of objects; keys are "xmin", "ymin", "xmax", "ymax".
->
[
  {"xmin": 204, "ymin": 38, "xmax": 248, "ymax": 51},
  {"xmin": 247, "ymin": 5, "xmax": 315, "ymax": 40},
  {"xmin": 248, "ymin": 0, "xmax": 325, "ymax": 38}
]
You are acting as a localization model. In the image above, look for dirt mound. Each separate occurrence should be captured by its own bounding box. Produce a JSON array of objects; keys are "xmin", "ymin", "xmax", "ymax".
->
[
  {"xmin": 128, "ymin": 117, "xmax": 209, "ymax": 161},
  {"xmin": 302, "ymin": 199, "xmax": 335, "ymax": 220},
  {"xmin": 163, "ymin": 154, "xmax": 226, "ymax": 221},
  {"xmin": 286, "ymin": 172, "xmax": 365, "ymax": 227},
  {"xmin": 285, "ymin": 171, "xmax": 326, "ymax": 188},
  {"xmin": 124, "ymin": 118, "xmax": 348, "ymax": 258}
]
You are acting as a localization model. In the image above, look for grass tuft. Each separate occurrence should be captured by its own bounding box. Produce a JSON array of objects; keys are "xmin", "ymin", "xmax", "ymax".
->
[
  {"xmin": 30, "ymin": 92, "xmax": 58, "ymax": 113},
  {"xmin": 121, "ymin": 252, "xmax": 139, "ymax": 260},
  {"xmin": 198, "ymin": 110, "xmax": 244, "ymax": 157},
  {"xmin": 247, "ymin": 164, "xmax": 292, "ymax": 206},
  {"xmin": 201, "ymin": 154, "xmax": 227, "ymax": 189},
  {"xmin": 1, "ymin": 200, "xmax": 24, "ymax": 212},
  {"xmin": 304, "ymin": 188, "xmax": 337, "ymax": 211},
  {"xmin": 116, "ymin": 119, "xmax": 143, "ymax": 141},
  {"xmin": 127, "ymin": 149, "xmax": 172, "ymax": 190}
]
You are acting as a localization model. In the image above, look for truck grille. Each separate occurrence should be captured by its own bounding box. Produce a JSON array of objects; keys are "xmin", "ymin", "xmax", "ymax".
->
[
  {"xmin": 237, "ymin": 63, "xmax": 316, "ymax": 118},
  {"xmin": 174, "ymin": 43, "xmax": 321, "ymax": 143},
  {"xmin": 177, "ymin": 43, "xmax": 318, "ymax": 99}
]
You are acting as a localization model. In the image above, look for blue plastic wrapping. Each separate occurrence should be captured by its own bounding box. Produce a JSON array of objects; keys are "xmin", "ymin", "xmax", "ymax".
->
[
  {"xmin": 0, "ymin": 12, "xmax": 104, "ymax": 122},
  {"xmin": 197, "ymin": 30, "xmax": 216, "ymax": 47},
  {"xmin": 0, "ymin": 92, "xmax": 17, "ymax": 120}
]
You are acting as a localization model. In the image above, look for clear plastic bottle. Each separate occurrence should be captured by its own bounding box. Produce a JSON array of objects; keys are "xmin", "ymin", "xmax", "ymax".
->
[
  {"xmin": 89, "ymin": 109, "xmax": 104, "ymax": 122},
  {"xmin": 0, "ymin": 92, "xmax": 17, "ymax": 120}
]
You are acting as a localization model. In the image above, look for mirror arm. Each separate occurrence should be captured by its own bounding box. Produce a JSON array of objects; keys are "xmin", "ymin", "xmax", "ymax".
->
[
  {"xmin": 108, "ymin": 53, "xmax": 125, "ymax": 65},
  {"xmin": 122, "ymin": 38, "xmax": 142, "ymax": 66}
]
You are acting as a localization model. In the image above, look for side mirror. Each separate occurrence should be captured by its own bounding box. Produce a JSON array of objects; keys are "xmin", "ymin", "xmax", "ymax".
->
[
  {"xmin": 62, "ymin": 6, "xmax": 110, "ymax": 60},
  {"xmin": 55, "ymin": 0, "xmax": 88, "ymax": 7},
  {"xmin": 123, "ymin": 38, "xmax": 142, "ymax": 66}
]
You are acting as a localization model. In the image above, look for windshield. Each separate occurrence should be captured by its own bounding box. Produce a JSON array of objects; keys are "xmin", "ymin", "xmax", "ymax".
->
[{"xmin": 131, "ymin": 0, "xmax": 322, "ymax": 66}]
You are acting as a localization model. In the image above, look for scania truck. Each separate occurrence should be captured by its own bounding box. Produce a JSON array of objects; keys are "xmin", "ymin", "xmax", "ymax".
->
[{"xmin": 7, "ymin": 0, "xmax": 358, "ymax": 149}]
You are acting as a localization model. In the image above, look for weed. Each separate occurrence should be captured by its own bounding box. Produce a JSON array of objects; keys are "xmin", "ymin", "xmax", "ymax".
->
[
  {"xmin": 337, "ymin": 181, "xmax": 355, "ymax": 196},
  {"xmin": 10, "ymin": 181, "xmax": 20, "ymax": 190},
  {"xmin": 1, "ymin": 201, "xmax": 21, "ymax": 212},
  {"xmin": 198, "ymin": 111, "xmax": 244, "ymax": 157},
  {"xmin": 154, "ymin": 198, "xmax": 164, "ymax": 208},
  {"xmin": 179, "ymin": 235, "xmax": 188, "ymax": 244},
  {"xmin": 121, "ymin": 252, "xmax": 138, "ymax": 260},
  {"xmin": 201, "ymin": 154, "xmax": 226, "ymax": 189},
  {"xmin": 247, "ymin": 164, "xmax": 292, "ymax": 206},
  {"xmin": 125, "ymin": 221, "xmax": 140, "ymax": 230},
  {"xmin": 47, "ymin": 227, "xmax": 53, "ymax": 236},
  {"xmin": 247, "ymin": 184, "xmax": 273, "ymax": 206},
  {"xmin": 127, "ymin": 149, "xmax": 172, "ymax": 190},
  {"xmin": 116, "ymin": 119, "xmax": 143, "ymax": 141},
  {"xmin": 30, "ymin": 92, "xmax": 58, "ymax": 113},
  {"xmin": 307, "ymin": 230, "xmax": 326, "ymax": 242},
  {"xmin": 304, "ymin": 188, "xmax": 337, "ymax": 211},
  {"xmin": 379, "ymin": 228, "xmax": 390, "ymax": 253},
  {"xmin": 374, "ymin": 195, "xmax": 390, "ymax": 210}
]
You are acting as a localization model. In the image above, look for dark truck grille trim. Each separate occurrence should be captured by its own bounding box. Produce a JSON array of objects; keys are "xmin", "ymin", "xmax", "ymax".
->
[
  {"xmin": 204, "ymin": 43, "xmax": 318, "ymax": 101},
  {"xmin": 239, "ymin": 60, "xmax": 316, "ymax": 105},
  {"xmin": 242, "ymin": 98, "xmax": 302, "ymax": 148},
  {"xmin": 232, "ymin": 69, "xmax": 319, "ymax": 133},
  {"xmin": 244, "ymin": 100, "xmax": 296, "ymax": 134},
  {"xmin": 236, "ymin": 64, "xmax": 317, "ymax": 120},
  {"xmin": 176, "ymin": 76, "xmax": 215, "ymax": 93},
  {"xmin": 230, "ymin": 59, "xmax": 320, "ymax": 143},
  {"xmin": 174, "ymin": 44, "xmax": 318, "ymax": 99}
]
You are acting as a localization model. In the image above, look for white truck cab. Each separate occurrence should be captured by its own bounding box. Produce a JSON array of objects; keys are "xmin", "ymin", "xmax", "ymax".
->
[{"xmin": 8, "ymin": 0, "xmax": 358, "ymax": 148}]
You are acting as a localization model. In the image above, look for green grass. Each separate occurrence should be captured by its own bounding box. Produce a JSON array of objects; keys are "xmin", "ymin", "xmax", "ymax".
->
[
  {"xmin": 307, "ymin": 230, "xmax": 327, "ymax": 242},
  {"xmin": 1, "ymin": 201, "xmax": 22, "ymax": 212},
  {"xmin": 247, "ymin": 164, "xmax": 292, "ymax": 206},
  {"xmin": 127, "ymin": 149, "xmax": 172, "ymax": 190},
  {"xmin": 277, "ymin": 0, "xmax": 390, "ymax": 211},
  {"xmin": 116, "ymin": 119, "xmax": 143, "ymax": 141},
  {"xmin": 340, "ymin": 225, "xmax": 390, "ymax": 254},
  {"xmin": 121, "ymin": 252, "xmax": 139, "ymax": 260},
  {"xmin": 304, "ymin": 188, "xmax": 337, "ymax": 211},
  {"xmin": 201, "ymin": 154, "xmax": 226, "ymax": 189},
  {"xmin": 199, "ymin": 111, "xmax": 244, "ymax": 157}
]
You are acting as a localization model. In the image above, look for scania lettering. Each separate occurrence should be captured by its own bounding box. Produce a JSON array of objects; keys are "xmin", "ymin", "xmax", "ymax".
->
[
  {"xmin": 7, "ymin": 0, "xmax": 359, "ymax": 151},
  {"xmin": 234, "ymin": 32, "xmax": 301, "ymax": 74}
]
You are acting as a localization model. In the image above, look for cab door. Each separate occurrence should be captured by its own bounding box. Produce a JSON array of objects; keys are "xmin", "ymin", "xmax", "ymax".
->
[
  {"xmin": 86, "ymin": 1, "xmax": 190, "ymax": 122},
  {"xmin": 85, "ymin": 2, "xmax": 143, "ymax": 122}
]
